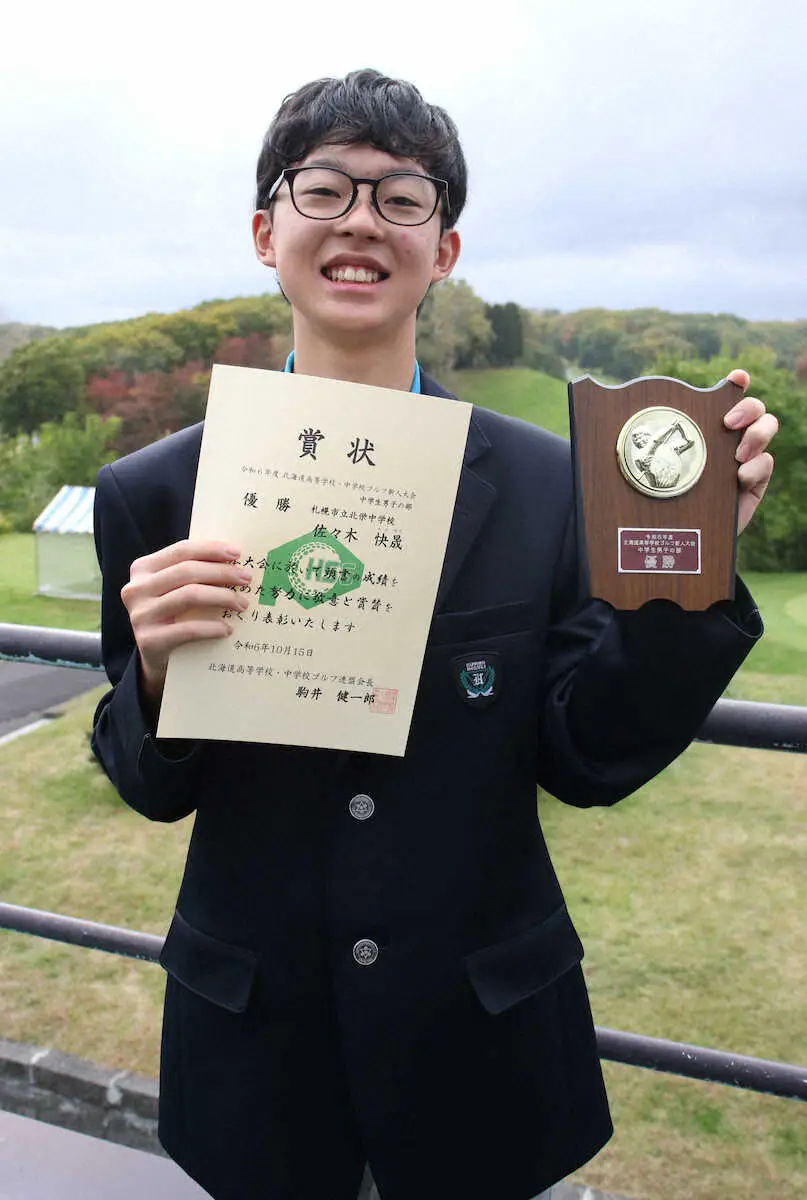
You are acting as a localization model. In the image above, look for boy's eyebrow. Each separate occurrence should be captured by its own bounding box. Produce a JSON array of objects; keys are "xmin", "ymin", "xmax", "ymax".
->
[
  {"xmin": 302, "ymin": 155, "xmax": 421, "ymax": 176},
  {"xmin": 304, "ymin": 156, "xmax": 347, "ymax": 170}
]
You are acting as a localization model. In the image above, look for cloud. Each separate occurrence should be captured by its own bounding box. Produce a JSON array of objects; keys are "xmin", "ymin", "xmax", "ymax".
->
[
  {"xmin": 2, "ymin": 0, "xmax": 805, "ymax": 325},
  {"xmin": 462, "ymin": 243, "xmax": 807, "ymax": 321}
]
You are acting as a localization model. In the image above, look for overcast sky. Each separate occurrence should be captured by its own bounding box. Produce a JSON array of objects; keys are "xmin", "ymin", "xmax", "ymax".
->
[{"xmin": 2, "ymin": 0, "xmax": 805, "ymax": 329}]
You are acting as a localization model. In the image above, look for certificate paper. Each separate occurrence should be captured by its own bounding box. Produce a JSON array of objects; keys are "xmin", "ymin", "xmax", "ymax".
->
[{"xmin": 157, "ymin": 365, "xmax": 472, "ymax": 756}]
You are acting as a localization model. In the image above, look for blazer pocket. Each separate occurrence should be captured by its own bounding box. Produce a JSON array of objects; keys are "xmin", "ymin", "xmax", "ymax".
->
[
  {"xmin": 465, "ymin": 904, "xmax": 584, "ymax": 1015},
  {"xmin": 160, "ymin": 910, "xmax": 258, "ymax": 1014},
  {"xmin": 429, "ymin": 601, "xmax": 536, "ymax": 648}
]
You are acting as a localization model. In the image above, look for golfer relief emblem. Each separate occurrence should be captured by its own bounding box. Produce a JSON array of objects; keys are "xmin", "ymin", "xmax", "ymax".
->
[{"xmin": 616, "ymin": 406, "xmax": 707, "ymax": 499}]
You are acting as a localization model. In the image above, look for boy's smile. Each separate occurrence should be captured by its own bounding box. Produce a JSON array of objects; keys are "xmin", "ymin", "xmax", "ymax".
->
[
  {"xmin": 320, "ymin": 252, "xmax": 390, "ymax": 287},
  {"xmin": 253, "ymin": 143, "xmax": 460, "ymax": 355},
  {"xmin": 321, "ymin": 258, "xmax": 388, "ymax": 285}
]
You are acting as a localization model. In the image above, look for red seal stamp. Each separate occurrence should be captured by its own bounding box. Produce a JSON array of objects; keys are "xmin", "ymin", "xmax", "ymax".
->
[{"xmin": 371, "ymin": 687, "xmax": 398, "ymax": 715}]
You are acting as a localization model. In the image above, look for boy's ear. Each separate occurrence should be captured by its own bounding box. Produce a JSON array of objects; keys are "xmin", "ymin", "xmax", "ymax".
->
[
  {"xmin": 431, "ymin": 229, "xmax": 461, "ymax": 284},
  {"xmin": 252, "ymin": 210, "xmax": 277, "ymax": 269}
]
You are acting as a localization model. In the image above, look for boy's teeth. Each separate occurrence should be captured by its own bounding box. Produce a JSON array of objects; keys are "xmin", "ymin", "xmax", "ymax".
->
[{"xmin": 326, "ymin": 266, "xmax": 381, "ymax": 283}]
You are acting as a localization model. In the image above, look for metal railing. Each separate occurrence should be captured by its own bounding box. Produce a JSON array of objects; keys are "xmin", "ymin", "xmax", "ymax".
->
[
  {"xmin": 2, "ymin": 623, "xmax": 806, "ymax": 1104},
  {"xmin": 0, "ymin": 622, "xmax": 104, "ymax": 672},
  {"xmin": 3, "ymin": 623, "xmax": 806, "ymax": 753},
  {"xmin": 2, "ymin": 897, "xmax": 804, "ymax": 1102}
]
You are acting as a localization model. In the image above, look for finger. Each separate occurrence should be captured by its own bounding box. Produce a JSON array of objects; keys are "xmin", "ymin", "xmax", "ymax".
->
[
  {"xmin": 130, "ymin": 539, "xmax": 243, "ymax": 578},
  {"xmin": 133, "ymin": 583, "xmax": 251, "ymax": 627},
  {"xmin": 736, "ymin": 412, "xmax": 779, "ymax": 463},
  {"xmin": 727, "ymin": 368, "xmax": 750, "ymax": 392},
  {"xmin": 724, "ymin": 395, "xmax": 766, "ymax": 430},
  {"xmin": 738, "ymin": 452, "xmax": 775, "ymax": 499},
  {"xmin": 138, "ymin": 618, "xmax": 235, "ymax": 665},
  {"xmin": 126, "ymin": 558, "xmax": 253, "ymax": 604}
]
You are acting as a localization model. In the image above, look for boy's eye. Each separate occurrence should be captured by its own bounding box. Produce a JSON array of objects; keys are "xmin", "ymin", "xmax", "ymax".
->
[
  {"xmin": 294, "ymin": 169, "xmax": 352, "ymax": 210},
  {"xmin": 385, "ymin": 194, "xmax": 421, "ymax": 208},
  {"xmin": 377, "ymin": 175, "xmax": 435, "ymax": 218}
]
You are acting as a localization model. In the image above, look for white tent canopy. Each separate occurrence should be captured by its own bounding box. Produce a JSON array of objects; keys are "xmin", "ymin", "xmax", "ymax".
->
[{"xmin": 33, "ymin": 486, "xmax": 101, "ymax": 601}]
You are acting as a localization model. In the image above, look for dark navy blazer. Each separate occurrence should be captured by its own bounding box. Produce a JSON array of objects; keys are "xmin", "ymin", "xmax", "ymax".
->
[{"xmin": 92, "ymin": 372, "xmax": 761, "ymax": 1200}]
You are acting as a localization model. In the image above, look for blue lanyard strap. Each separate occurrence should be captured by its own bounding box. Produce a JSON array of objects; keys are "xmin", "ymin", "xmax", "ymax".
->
[{"xmin": 284, "ymin": 350, "xmax": 422, "ymax": 394}]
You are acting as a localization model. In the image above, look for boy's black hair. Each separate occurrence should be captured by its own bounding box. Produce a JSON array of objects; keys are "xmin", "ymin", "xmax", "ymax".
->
[{"xmin": 255, "ymin": 68, "xmax": 467, "ymax": 230}]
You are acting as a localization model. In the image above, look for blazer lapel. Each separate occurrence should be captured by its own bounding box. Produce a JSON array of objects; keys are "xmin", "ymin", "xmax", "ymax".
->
[{"xmin": 420, "ymin": 373, "xmax": 497, "ymax": 611}]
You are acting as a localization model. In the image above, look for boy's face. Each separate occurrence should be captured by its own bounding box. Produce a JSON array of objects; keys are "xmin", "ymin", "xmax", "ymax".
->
[{"xmin": 253, "ymin": 143, "xmax": 460, "ymax": 347}]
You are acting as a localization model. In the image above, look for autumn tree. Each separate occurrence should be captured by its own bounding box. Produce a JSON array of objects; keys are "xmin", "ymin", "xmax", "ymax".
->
[
  {"xmin": 485, "ymin": 302, "xmax": 524, "ymax": 366},
  {"xmin": 213, "ymin": 333, "xmax": 287, "ymax": 371},
  {"xmin": 198, "ymin": 295, "xmax": 292, "ymax": 339},
  {"xmin": 75, "ymin": 325, "xmax": 185, "ymax": 376},
  {"xmin": 651, "ymin": 347, "xmax": 807, "ymax": 571},
  {"xmin": 149, "ymin": 312, "xmax": 233, "ymax": 363},
  {"xmin": 85, "ymin": 371, "xmax": 131, "ymax": 416},
  {"xmin": 87, "ymin": 364, "xmax": 211, "ymax": 456},
  {"xmin": 66, "ymin": 295, "xmax": 292, "ymax": 380},
  {"xmin": 680, "ymin": 318, "xmax": 721, "ymax": 361},
  {"xmin": 0, "ymin": 338, "xmax": 85, "ymax": 435},
  {"xmin": 416, "ymin": 280, "xmax": 493, "ymax": 376},
  {"xmin": 0, "ymin": 412, "xmax": 120, "ymax": 531}
]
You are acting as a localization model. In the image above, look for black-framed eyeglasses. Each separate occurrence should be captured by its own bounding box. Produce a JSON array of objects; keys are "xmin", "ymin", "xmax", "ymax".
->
[{"xmin": 266, "ymin": 166, "xmax": 450, "ymax": 227}]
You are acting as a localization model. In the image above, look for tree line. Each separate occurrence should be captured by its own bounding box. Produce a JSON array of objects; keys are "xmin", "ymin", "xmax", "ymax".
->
[
  {"xmin": 0, "ymin": 296, "xmax": 292, "ymax": 533},
  {"xmin": 416, "ymin": 287, "xmax": 807, "ymax": 380},
  {"xmin": 1, "ymin": 285, "xmax": 805, "ymax": 568}
]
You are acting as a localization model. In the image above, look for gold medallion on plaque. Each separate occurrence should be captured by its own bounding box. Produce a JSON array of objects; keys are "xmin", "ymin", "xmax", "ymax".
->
[{"xmin": 616, "ymin": 406, "xmax": 707, "ymax": 499}]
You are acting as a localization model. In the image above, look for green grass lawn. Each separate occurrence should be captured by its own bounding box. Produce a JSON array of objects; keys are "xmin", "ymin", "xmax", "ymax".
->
[
  {"xmin": 1, "ymin": 372, "xmax": 805, "ymax": 1198},
  {"xmin": 0, "ymin": 688, "xmax": 187, "ymax": 1075},
  {"xmin": 730, "ymin": 571, "xmax": 807, "ymax": 702},
  {"xmin": 542, "ymin": 738, "xmax": 806, "ymax": 1198},
  {"xmin": 0, "ymin": 533, "xmax": 100, "ymax": 631},
  {"xmin": 452, "ymin": 366, "xmax": 571, "ymax": 437},
  {"xmin": 1, "ymin": 684, "xmax": 804, "ymax": 1199}
]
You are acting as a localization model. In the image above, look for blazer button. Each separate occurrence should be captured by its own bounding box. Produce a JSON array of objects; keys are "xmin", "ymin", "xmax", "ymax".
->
[
  {"xmin": 349, "ymin": 794, "xmax": 375, "ymax": 821},
  {"xmin": 353, "ymin": 939, "xmax": 379, "ymax": 966}
]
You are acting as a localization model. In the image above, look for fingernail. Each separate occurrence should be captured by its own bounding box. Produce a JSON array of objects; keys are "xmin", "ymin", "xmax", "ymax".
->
[
  {"xmin": 225, "ymin": 547, "xmax": 242, "ymax": 559},
  {"xmin": 236, "ymin": 569, "xmax": 252, "ymax": 583}
]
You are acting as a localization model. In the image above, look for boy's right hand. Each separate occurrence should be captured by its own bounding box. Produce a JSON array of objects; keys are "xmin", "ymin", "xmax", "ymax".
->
[{"xmin": 121, "ymin": 540, "xmax": 252, "ymax": 708}]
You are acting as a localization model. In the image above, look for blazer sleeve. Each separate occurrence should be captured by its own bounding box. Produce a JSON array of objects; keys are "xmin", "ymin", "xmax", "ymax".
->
[
  {"xmin": 90, "ymin": 463, "xmax": 203, "ymax": 823},
  {"xmin": 535, "ymin": 509, "xmax": 763, "ymax": 807}
]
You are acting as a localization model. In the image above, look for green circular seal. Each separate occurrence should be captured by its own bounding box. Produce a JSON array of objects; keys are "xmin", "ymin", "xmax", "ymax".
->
[{"xmin": 287, "ymin": 540, "xmax": 340, "ymax": 600}]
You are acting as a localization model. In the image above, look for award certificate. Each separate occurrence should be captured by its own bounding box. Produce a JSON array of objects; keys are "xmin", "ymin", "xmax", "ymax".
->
[{"xmin": 157, "ymin": 365, "xmax": 472, "ymax": 756}]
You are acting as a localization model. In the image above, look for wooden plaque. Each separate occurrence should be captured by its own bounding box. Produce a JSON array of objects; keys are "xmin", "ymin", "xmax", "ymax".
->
[{"xmin": 569, "ymin": 376, "xmax": 742, "ymax": 610}]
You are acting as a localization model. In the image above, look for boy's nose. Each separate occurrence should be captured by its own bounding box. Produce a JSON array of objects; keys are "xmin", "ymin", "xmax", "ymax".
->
[{"xmin": 336, "ymin": 185, "xmax": 383, "ymax": 234}]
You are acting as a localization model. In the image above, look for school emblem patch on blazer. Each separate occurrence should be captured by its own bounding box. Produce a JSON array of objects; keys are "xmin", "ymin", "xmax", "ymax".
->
[{"xmin": 452, "ymin": 652, "xmax": 501, "ymax": 707}]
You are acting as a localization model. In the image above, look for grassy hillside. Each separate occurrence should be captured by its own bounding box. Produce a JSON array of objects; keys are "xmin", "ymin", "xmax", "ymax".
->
[
  {"xmin": 452, "ymin": 366, "xmax": 570, "ymax": 437},
  {"xmin": 0, "ymin": 322, "xmax": 57, "ymax": 362}
]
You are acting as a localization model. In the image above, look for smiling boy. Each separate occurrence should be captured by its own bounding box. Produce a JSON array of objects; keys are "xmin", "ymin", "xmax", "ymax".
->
[
  {"xmin": 92, "ymin": 69, "xmax": 777, "ymax": 1200},
  {"xmin": 254, "ymin": 155, "xmax": 459, "ymax": 391}
]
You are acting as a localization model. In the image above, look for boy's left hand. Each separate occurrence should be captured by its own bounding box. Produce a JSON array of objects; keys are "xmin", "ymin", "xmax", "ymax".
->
[{"xmin": 723, "ymin": 369, "xmax": 778, "ymax": 534}]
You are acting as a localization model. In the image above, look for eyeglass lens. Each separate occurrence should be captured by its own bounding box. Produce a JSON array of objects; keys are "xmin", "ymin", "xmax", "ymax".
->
[{"xmin": 290, "ymin": 168, "xmax": 438, "ymax": 226}]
